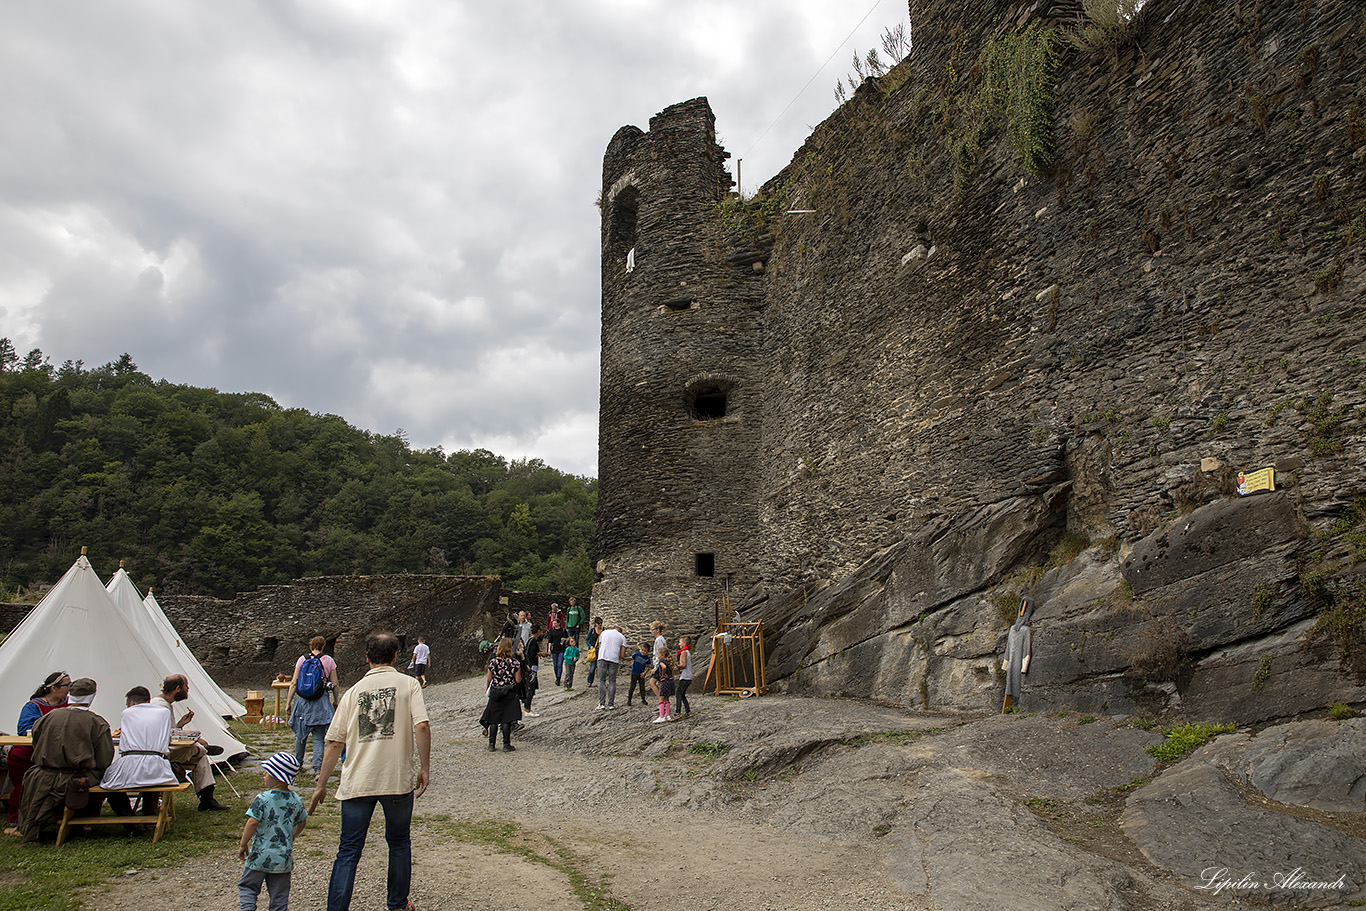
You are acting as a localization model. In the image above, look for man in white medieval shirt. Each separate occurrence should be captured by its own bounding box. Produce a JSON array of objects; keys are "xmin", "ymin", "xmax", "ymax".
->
[{"xmin": 102, "ymin": 686, "xmax": 177, "ymax": 790}]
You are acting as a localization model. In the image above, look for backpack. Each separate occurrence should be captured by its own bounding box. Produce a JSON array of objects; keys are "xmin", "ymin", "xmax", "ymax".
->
[{"xmin": 297, "ymin": 654, "xmax": 326, "ymax": 700}]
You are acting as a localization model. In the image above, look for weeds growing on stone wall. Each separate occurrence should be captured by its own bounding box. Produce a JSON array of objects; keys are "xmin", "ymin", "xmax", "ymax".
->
[
  {"xmin": 834, "ymin": 22, "xmax": 911, "ymax": 104},
  {"xmin": 1251, "ymin": 654, "xmax": 1273, "ymax": 692},
  {"xmin": 1067, "ymin": 0, "xmax": 1145, "ymax": 52},
  {"xmin": 1125, "ymin": 617, "xmax": 1190, "ymax": 683},
  {"xmin": 1296, "ymin": 392, "xmax": 1347, "ymax": 455},
  {"xmin": 1313, "ymin": 258, "xmax": 1345, "ymax": 293},
  {"xmin": 1251, "ymin": 583, "xmax": 1273, "ymax": 620},
  {"xmin": 1328, "ymin": 702, "xmax": 1359, "ymax": 719}
]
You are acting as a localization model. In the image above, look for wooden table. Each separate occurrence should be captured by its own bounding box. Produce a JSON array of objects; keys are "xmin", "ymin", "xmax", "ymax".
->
[
  {"xmin": 271, "ymin": 680, "xmax": 292, "ymax": 729},
  {"xmin": 56, "ymin": 781, "xmax": 191, "ymax": 845},
  {"xmin": 0, "ymin": 735, "xmax": 31, "ymax": 747}
]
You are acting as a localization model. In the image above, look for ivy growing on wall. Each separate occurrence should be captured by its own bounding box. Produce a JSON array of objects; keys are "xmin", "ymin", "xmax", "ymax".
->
[{"xmin": 953, "ymin": 23, "xmax": 1059, "ymax": 195}]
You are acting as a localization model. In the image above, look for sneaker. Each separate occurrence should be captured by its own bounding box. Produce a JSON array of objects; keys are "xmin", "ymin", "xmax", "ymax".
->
[
  {"xmin": 651, "ymin": 716, "xmax": 667, "ymax": 723},
  {"xmin": 597, "ymin": 704, "xmax": 607, "ymax": 710},
  {"xmin": 525, "ymin": 711, "xmax": 540, "ymax": 718},
  {"xmin": 503, "ymin": 744, "xmax": 516, "ymax": 752}
]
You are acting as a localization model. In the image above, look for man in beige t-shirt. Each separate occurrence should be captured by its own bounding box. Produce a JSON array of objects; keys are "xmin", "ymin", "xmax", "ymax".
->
[{"xmin": 310, "ymin": 632, "xmax": 430, "ymax": 911}]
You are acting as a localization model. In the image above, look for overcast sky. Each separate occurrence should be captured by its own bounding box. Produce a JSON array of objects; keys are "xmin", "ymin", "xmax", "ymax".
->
[{"xmin": 1, "ymin": 1, "xmax": 908, "ymax": 478}]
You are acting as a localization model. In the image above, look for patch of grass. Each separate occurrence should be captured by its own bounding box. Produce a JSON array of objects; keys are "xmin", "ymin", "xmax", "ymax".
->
[
  {"xmin": 1328, "ymin": 702, "xmax": 1359, "ymax": 720},
  {"xmin": 688, "ymin": 741, "xmax": 729, "ymax": 759},
  {"xmin": 1209, "ymin": 410, "xmax": 1229, "ymax": 433},
  {"xmin": 1145, "ymin": 721, "xmax": 1236, "ymax": 763},
  {"xmin": 1047, "ymin": 532, "xmax": 1091, "ymax": 568},
  {"xmin": 1078, "ymin": 715, "xmax": 1098, "ymax": 725},
  {"xmin": 1130, "ymin": 715, "xmax": 1159, "ymax": 730},
  {"xmin": 0, "ymin": 768, "xmax": 253, "ymax": 911},
  {"xmin": 424, "ymin": 818, "xmax": 631, "ymax": 911}
]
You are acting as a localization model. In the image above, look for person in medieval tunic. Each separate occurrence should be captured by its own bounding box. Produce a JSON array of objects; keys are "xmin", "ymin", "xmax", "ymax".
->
[
  {"xmin": 100, "ymin": 686, "xmax": 177, "ymax": 823},
  {"xmin": 12, "ymin": 677, "xmax": 114, "ymax": 841},
  {"xmin": 1003, "ymin": 598, "xmax": 1034, "ymax": 711}
]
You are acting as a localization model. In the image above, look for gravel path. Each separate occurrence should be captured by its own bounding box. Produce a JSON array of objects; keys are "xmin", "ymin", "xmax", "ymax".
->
[{"xmin": 81, "ymin": 675, "xmax": 925, "ymax": 911}]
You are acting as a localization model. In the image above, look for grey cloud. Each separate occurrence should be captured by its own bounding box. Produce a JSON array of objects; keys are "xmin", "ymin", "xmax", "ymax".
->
[{"xmin": 1, "ymin": 2, "xmax": 908, "ymax": 477}]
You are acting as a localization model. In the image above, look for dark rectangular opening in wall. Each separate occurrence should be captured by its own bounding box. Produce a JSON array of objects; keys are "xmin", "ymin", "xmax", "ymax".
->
[
  {"xmin": 696, "ymin": 553, "xmax": 715, "ymax": 577},
  {"xmin": 398, "ymin": 635, "xmax": 408, "ymax": 655},
  {"xmin": 325, "ymin": 637, "xmax": 338, "ymax": 657},
  {"xmin": 213, "ymin": 646, "xmax": 230, "ymax": 661},
  {"xmin": 254, "ymin": 637, "xmax": 280, "ymax": 662},
  {"xmin": 694, "ymin": 392, "xmax": 726, "ymax": 419}
]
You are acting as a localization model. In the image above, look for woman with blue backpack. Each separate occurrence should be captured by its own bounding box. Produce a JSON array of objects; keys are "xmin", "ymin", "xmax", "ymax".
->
[{"xmin": 285, "ymin": 636, "xmax": 339, "ymax": 777}]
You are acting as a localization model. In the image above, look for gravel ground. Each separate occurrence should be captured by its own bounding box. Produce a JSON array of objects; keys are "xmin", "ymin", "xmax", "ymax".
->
[{"xmin": 81, "ymin": 675, "xmax": 928, "ymax": 911}]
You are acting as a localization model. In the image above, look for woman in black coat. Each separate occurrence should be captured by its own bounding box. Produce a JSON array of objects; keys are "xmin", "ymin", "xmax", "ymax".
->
[{"xmin": 482, "ymin": 639, "xmax": 522, "ymax": 752}]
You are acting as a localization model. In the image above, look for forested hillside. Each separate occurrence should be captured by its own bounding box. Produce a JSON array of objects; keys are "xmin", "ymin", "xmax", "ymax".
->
[{"xmin": 0, "ymin": 343, "xmax": 595, "ymax": 599}]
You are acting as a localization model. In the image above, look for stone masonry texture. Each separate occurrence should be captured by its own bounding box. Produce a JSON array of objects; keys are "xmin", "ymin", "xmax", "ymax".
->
[{"xmin": 594, "ymin": 0, "xmax": 1366, "ymax": 721}]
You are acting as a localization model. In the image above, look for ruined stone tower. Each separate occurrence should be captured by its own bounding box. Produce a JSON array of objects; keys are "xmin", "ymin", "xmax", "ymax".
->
[
  {"xmin": 593, "ymin": 98, "xmax": 767, "ymax": 641},
  {"xmin": 595, "ymin": 0, "xmax": 1366, "ymax": 723}
]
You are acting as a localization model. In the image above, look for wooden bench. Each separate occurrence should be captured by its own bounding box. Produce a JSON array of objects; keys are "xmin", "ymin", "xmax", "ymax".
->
[{"xmin": 56, "ymin": 781, "xmax": 192, "ymax": 846}]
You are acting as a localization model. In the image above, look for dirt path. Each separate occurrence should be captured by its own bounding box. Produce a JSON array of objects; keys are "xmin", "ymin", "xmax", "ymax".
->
[{"xmin": 81, "ymin": 677, "xmax": 925, "ymax": 911}]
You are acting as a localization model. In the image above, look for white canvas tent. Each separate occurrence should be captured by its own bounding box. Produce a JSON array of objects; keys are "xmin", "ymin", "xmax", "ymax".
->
[
  {"xmin": 105, "ymin": 568, "xmax": 246, "ymax": 719},
  {"xmin": 0, "ymin": 555, "xmax": 248, "ymax": 760}
]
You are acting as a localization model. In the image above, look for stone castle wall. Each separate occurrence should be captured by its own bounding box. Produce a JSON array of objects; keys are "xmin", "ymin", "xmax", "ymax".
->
[{"xmin": 595, "ymin": 0, "xmax": 1366, "ymax": 720}]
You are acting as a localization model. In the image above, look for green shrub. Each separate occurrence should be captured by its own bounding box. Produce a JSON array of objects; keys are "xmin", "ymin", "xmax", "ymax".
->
[{"xmin": 1328, "ymin": 702, "xmax": 1359, "ymax": 720}]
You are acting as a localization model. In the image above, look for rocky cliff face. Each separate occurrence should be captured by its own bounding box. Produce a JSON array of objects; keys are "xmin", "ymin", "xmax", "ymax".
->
[{"xmin": 597, "ymin": 0, "xmax": 1366, "ymax": 722}]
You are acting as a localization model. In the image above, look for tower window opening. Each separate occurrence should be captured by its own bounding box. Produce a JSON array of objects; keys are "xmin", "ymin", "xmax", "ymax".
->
[
  {"xmin": 684, "ymin": 374, "xmax": 736, "ymax": 421},
  {"xmin": 608, "ymin": 186, "xmax": 639, "ymax": 269},
  {"xmin": 696, "ymin": 553, "xmax": 715, "ymax": 577},
  {"xmin": 691, "ymin": 387, "xmax": 727, "ymax": 419}
]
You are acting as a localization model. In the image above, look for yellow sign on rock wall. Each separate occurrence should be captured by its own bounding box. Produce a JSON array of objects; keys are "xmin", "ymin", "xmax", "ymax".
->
[{"xmin": 1237, "ymin": 467, "xmax": 1275, "ymax": 496}]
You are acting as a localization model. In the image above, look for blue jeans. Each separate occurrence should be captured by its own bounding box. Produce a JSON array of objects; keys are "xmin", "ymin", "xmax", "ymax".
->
[
  {"xmin": 596, "ymin": 659, "xmax": 621, "ymax": 706},
  {"xmin": 294, "ymin": 723, "xmax": 328, "ymax": 773},
  {"xmin": 327, "ymin": 792, "xmax": 413, "ymax": 911},
  {"xmin": 552, "ymin": 650, "xmax": 565, "ymax": 683}
]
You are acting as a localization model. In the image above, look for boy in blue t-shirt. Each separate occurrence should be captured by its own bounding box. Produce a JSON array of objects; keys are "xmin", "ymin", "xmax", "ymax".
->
[
  {"xmin": 562, "ymin": 637, "xmax": 580, "ymax": 689},
  {"xmin": 238, "ymin": 751, "xmax": 308, "ymax": 911},
  {"xmin": 628, "ymin": 642, "xmax": 652, "ymax": 707}
]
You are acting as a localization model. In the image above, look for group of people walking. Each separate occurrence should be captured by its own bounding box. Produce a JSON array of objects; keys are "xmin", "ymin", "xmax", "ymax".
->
[{"xmin": 481, "ymin": 609, "xmax": 699, "ymax": 746}]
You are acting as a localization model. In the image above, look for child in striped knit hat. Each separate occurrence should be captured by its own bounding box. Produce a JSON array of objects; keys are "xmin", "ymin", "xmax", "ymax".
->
[{"xmin": 238, "ymin": 751, "xmax": 308, "ymax": 911}]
